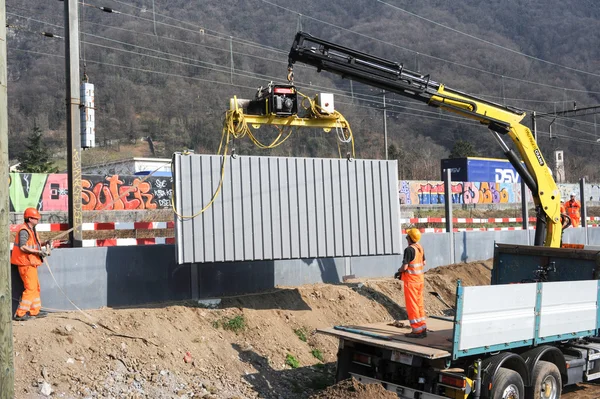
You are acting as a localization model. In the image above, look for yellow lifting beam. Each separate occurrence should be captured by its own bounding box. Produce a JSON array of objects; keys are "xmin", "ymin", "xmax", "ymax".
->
[{"xmin": 228, "ymin": 97, "xmax": 350, "ymax": 131}]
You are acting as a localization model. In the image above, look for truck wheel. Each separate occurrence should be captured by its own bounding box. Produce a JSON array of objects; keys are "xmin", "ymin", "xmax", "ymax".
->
[
  {"xmin": 490, "ymin": 368, "xmax": 524, "ymax": 399},
  {"xmin": 531, "ymin": 361, "xmax": 561, "ymax": 399}
]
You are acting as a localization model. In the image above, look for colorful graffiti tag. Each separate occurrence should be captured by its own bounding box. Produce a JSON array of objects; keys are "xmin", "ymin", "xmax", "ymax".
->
[
  {"xmin": 400, "ymin": 180, "xmax": 600, "ymax": 205},
  {"xmin": 400, "ymin": 181, "xmax": 526, "ymax": 205},
  {"xmin": 9, "ymin": 173, "xmax": 173, "ymax": 212}
]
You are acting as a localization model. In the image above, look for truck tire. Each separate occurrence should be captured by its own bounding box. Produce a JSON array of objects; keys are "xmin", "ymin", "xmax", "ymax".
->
[
  {"xmin": 530, "ymin": 361, "xmax": 561, "ymax": 399},
  {"xmin": 491, "ymin": 368, "xmax": 524, "ymax": 399}
]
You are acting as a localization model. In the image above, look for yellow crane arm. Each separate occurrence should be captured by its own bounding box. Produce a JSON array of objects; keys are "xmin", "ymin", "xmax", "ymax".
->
[{"xmin": 288, "ymin": 31, "xmax": 562, "ymax": 246}]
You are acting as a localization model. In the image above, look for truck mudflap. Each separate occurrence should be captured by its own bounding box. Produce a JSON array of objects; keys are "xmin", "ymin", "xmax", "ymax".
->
[{"xmin": 349, "ymin": 373, "xmax": 451, "ymax": 399}]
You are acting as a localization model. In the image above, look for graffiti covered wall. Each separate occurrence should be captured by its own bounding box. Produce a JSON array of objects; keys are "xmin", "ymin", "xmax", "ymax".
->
[
  {"xmin": 8, "ymin": 173, "xmax": 600, "ymax": 211},
  {"xmin": 9, "ymin": 173, "xmax": 173, "ymax": 212},
  {"xmin": 398, "ymin": 181, "xmax": 527, "ymax": 205},
  {"xmin": 398, "ymin": 180, "xmax": 600, "ymax": 205}
]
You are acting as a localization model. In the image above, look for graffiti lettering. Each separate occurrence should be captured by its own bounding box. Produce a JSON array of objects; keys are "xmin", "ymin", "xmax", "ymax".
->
[
  {"xmin": 10, "ymin": 172, "xmax": 168, "ymax": 211},
  {"xmin": 9, "ymin": 174, "xmax": 48, "ymax": 212},
  {"xmin": 495, "ymin": 168, "xmax": 520, "ymax": 183},
  {"xmin": 411, "ymin": 181, "xmax": 512, "ymax": 205}
]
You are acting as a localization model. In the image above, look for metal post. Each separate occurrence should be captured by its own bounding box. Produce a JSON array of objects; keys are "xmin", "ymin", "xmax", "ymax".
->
[
  {"xmin": 531, "ymin": 111, "xmax": 537, "ymax": 142},
  {"xmin": 383, "ymin": 90, "xmax": 388, "ymax": 160},
  {"xmin": 580, "ymin": 177, "xmax": 587, "ymax": 244},
  {"xmin": 444, "ymin": 169, "xmax": 454, "ymax": 263},
  {"xmin": 521, "ymin": 178, "xmax": 530, "ymax": 245},
  {"xmin": 65, "ymin": 0, "xmax": 83, "ymax": 247},
  {"xmin": 0, "ymin": 0, "xmax": 15, "ymax": 395}
]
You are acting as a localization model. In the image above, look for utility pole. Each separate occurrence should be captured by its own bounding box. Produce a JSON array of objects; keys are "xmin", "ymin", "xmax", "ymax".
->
[
  {"xmin": 65, "ymin": 0, "xmax": 83, "ymax": 247},
  {"xmin": 0, "ymin": 0, "xmax": 15, "ymax": 396},
  {"xmin": 532, "ymin": 105, "xmax": 600, "ymax": 143}
]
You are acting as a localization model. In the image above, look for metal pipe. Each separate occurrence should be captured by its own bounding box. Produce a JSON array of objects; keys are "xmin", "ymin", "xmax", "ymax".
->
[
  {"xmin": 521, "ymin": 179, "xmax": 530, "ymax": 245},
  {"xmin": 581, "ymin": 177, "xmax": 587, "ymax": 244},
  {"xmin": 444, "ymin": 168, "xmax": 454, "ymax": 263},
  {"xmin": 491, "ymin": 131, "xmax": 538, "ymax": 195},
  {"xmin": 474, "ymin": 359, "xmax": 482, "ymax": 399}
]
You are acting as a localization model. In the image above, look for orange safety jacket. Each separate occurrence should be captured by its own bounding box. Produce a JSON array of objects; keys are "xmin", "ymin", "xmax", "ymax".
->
[
  {"xmin": 566, "ymin": 200, "xmax": 581, "ymax": 219},
  {"xmin": 10, "ymin": 223, "xmax": 42, "ymax": 267},
  {"xmin": 402, "ymin": 243, "xmax": 425, "ymax": 284}
]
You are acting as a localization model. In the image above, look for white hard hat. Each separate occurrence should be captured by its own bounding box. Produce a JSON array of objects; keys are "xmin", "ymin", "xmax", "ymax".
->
[{"xmin": 570, "ymin": 192, "xmax": 576, "ymax": 196}]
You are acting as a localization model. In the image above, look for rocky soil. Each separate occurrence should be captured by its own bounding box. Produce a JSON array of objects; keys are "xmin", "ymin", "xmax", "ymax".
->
[{"xmin": 10, "ymin": 259, "xmax": 597, "ymax": 398}]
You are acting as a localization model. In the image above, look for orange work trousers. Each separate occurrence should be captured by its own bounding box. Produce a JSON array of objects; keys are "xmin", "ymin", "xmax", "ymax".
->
[
  {"xmin": 571, "ymin": 216, "xmax": 581, "ymax": 228},
  {"xmin": 16, "ymin": 265, "xmax": 42, "ymax": 317},
  {"xmin": 404, "ymin": 281, "xmax": 426, "ymax": 333}
]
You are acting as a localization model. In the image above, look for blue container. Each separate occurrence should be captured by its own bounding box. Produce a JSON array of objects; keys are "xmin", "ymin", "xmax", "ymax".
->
[{"xmin": 441, "ymin": 157, "xmax": 521, "ymax": 183}]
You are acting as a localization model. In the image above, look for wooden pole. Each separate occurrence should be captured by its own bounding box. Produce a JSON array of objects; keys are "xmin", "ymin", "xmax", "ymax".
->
[{"xmin": 0, "ymin": 0, "xmax": 15, "ymax": 396}]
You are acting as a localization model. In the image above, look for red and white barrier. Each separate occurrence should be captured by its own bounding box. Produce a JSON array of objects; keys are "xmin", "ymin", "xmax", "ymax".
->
[
  {"xmin": 9, "ymin": 221, "xmax": 176, "ymax": 248},
  {"xmin": 401, "ymin": 226, "xmax": 534, "ymax": 234},
  {"xmin": 400, "ymin": 217, "xmax": 536, "ymax": 224}
]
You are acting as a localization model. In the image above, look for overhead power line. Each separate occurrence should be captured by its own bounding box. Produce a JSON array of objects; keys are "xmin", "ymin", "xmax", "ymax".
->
[
  {"xmin": 376, "ymin": 0, "xmax": 600, "ymax": 79},
  {"xmin": 9, "ymin": 45, "xmax": 600, "ymax": 147},
  {"xmin": 7, "ymin": 5, "xmax": 600, "ymax": 144},
  {"xmin": 256, "ymin": 0, "xmax": 600, "ymax": 94},
  {"xmin": 8, "ymin": 3, "xmax": 600, "ymax": 98}
]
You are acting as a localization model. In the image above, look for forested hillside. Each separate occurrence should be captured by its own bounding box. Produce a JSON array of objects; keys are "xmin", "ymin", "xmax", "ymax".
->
[{"xmin": 5, "ymin": 0, "xmax": 600, "ymax": 180}]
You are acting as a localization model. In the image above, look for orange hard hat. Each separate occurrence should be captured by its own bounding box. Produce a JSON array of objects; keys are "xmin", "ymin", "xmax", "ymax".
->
[
  {"xmin": 406, "ymin": 228, "xmax": 421, "ymax": 243},
  {"xmin": 24, "ymin": 208, "xmax": 41, "ymax": 220}
]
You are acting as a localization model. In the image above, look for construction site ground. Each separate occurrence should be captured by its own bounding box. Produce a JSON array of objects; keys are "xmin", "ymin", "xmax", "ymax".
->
[{"xmin": 12, "ymin": 259, "xmax": 599, "ymax": 398}]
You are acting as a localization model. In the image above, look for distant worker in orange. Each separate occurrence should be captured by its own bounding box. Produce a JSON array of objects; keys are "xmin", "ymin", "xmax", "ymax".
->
[
  {"xmin": 566, "ymin": 192, "xmax": 581, "ymax": 228},
  {"xmin": 12, "ymin": 208, "xmax": 50, "ymax": 321},
  {"xmin": 396, "ymin": 228, "xmax": 427, "ymax": 338}
]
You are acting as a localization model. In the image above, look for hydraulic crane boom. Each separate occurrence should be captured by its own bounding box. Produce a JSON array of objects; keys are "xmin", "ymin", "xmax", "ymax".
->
[{"xmin": 288, "ymin": 31, "xmax": 562, "ymax": 247}]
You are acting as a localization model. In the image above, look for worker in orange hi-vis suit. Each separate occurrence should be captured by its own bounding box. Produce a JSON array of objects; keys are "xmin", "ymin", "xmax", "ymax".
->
[
  {"xmin": 11, "ymin": 208, "xmax": 50, "ymax": 321},
  {"xmin": 396, "ymin": 228, "xmax": 427, "ymax": 339},
  {"xmin": 566, "ymin": 192, "xmax": 581, "ymax": 228}
]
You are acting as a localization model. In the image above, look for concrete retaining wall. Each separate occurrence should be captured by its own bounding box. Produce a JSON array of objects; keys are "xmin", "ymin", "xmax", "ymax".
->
[
  {"xmin": 11, "ymin": 227, "xmax": 600, "ymax": 312},
  {"xmin": 11, "ymin": 245, "xmax": 191, "ymax": 315}
]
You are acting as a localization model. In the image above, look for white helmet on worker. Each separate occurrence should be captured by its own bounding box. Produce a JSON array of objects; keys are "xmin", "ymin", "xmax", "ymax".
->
[
  {"xmin": 406, "ymin": 228, "xmax": 421, "ymax": 243},
  {"xmin": 570, "ymin": 192, "xmax": 576, "ymax": 197}
]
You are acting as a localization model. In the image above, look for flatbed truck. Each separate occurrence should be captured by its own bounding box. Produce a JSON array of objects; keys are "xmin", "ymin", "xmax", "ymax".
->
[{"xmin": 318, "ymin": 244, "xmax": 600, "ymax": 398}]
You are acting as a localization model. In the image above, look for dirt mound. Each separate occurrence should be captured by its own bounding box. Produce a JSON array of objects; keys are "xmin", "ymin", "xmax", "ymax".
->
[
  {"xmin": 308, "ymin": 378, "xmax": 398, "ymax": 399},
  {"xmin": 12, "ymin": 259, "xmax": 493, "ymax": 398}
]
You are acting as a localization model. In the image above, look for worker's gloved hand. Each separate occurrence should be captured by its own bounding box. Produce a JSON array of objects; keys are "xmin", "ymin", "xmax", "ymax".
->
[
  {"xmin": 40, "ymin": 248, "xmax": 52, "ymax": 258},
  {"xmin": 394, "ymin": 271, "xmax": 401, "ymax": 280}
]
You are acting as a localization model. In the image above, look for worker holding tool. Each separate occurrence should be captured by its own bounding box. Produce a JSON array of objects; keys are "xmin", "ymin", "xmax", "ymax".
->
[
  {"xmin": 11, "ymin": 208, "xmax": 51, "ymax": 321},
  {"xmin": 566, "ymin": 192, "xmax": 581, "ymax": 228},
  {"xmin": 395, "ymin": 228, "xmax": 427, "ymax": 339}
]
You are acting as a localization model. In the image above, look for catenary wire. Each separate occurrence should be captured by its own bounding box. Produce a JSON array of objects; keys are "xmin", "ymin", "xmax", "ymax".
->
[
  {"xmin": 8, "ymin": 5, "xmax": 600, "ymax": 100},
  {"xmin": 256, "ymin": 0, "xmax": 600, "ymax": 94},
  {"xmin": 376, "ymin": 0, "xmax": 600, "ymax": 79},
  {"xmin": 10, "ymin": 45, "xmax": 599, "ymax": 145}
]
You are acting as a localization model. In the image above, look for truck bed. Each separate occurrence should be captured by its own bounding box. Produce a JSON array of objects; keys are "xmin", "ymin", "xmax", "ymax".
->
[
  {"xmin": 320, "ymin": 279, "xmax": 600, "ymax": 361},
  {"xmin": 318, "ymin": 318, "xmax": 454, "ymax": 359}
]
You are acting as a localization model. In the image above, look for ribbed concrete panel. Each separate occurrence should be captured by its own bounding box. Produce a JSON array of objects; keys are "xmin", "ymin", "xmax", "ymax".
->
[{"xmin": 174, "ymin": 154, "xmax": 401, "ymax": 264}]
